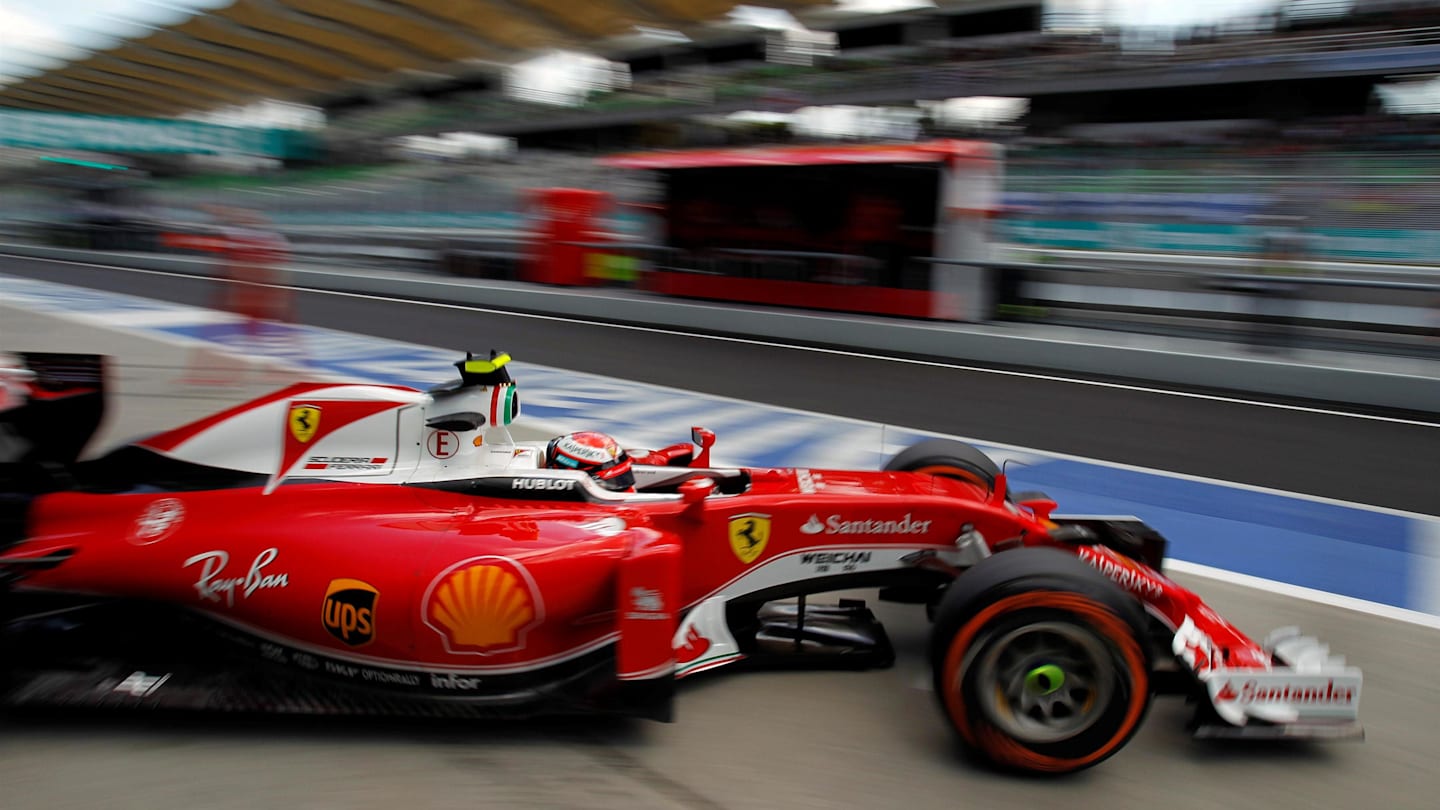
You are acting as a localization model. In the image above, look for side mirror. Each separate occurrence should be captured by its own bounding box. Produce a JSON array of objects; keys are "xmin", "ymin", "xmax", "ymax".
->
[
  {"xmin": 678, "ymin": 476, "xmax": 715, "ymax": 521},
  {"xmin": 690, "ymin": 426, "xmax": 716, "ymax": 467},
  {"xmin": 987, "ymin": 471, "xmax": 1009, "ymax": 506},
  {"xmin": 680, "ymin": 476, "xmax": 715, "ymax": 504}
]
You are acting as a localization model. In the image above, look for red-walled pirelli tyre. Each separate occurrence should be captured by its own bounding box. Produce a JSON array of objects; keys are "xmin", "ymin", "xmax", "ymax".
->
[
  {"xmin": 930, "ymin": 548, "xmax": 1152, "ymax": 774},
  {"xmin": 883, "ymin": 439, "xmax": 999, "ymax": 492}
]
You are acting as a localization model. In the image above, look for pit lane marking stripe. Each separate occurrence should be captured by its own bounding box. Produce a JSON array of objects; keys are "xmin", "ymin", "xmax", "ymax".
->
[
  {"xmin": 96, "ymin": 309, "xmax": 242, "ymax": 328},
  {"xmin": 3, "ymin": 255, "xmax": 1434, "ymax": 429},
  {"xmin": 1166, "ymin": 558, "xmax": 1440, "ymax": 632}
]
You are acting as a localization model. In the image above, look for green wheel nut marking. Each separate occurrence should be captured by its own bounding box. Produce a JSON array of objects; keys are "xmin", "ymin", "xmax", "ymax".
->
[{"xmin": 1025, "ymin": 664, "xmax": 1065, "ymax": 695}]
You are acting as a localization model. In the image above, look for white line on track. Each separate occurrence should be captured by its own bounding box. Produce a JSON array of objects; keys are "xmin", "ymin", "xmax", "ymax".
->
[
  {"xmin": 1168, "ymin": 558, "xmax": 1440, "ymax": 632},
  {"xmin": 7, "ymin": 253, "xmax": 1437, "ymax": 429}
]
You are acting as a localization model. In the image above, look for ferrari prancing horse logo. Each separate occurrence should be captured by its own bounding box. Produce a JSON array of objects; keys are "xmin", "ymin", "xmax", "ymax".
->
[
  {"xmin": 289, "ymin": 404, "xmax": 320, "ymax": 444},
  {"xmin": 728, "ymin": 513, "xmax": 771, "ymax": 564}
]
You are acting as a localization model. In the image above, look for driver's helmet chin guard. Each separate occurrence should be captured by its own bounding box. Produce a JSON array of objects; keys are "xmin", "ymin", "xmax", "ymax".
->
[{"xmin": 546, "ymin": 431, "xmax": 636, "ymax": 492}]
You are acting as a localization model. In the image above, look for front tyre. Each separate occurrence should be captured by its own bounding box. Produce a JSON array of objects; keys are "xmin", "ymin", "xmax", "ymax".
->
[{"xmin": 931, "ymin": 549, "xmax": 1151, "ymax": 774}]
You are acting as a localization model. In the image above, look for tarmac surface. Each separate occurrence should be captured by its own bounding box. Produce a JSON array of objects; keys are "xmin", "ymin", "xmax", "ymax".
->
[{"xmin": 1, "ymin": 281, "xmax": 1438, "ymax": 809}]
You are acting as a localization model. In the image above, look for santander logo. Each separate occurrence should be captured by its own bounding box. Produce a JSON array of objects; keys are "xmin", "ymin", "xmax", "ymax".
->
[
  {"xmin": 1215, "ymin": 678, "xmax": 1356, "ymax": 705},
  {"xmin": 799, "ymin": 513, "xmax": 931, "ymax": 536},
  {"xmin": 676, "ymin": 626, "xmax": 711, "ymax": 665}
]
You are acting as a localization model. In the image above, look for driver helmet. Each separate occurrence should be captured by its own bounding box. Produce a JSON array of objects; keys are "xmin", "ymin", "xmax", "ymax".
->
[{"xmin": 545, "ymin": 431, "xmax": 635, "ymax": 492}]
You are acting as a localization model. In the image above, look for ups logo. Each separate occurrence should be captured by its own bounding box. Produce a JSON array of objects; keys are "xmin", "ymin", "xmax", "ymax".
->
[{"xmin": 322, "ymin": 578, "xmax": 377, "ymax": 647}]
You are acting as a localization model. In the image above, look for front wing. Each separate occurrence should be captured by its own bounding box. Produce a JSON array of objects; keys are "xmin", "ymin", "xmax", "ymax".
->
[
  {"xmin": 1060, "ymin": 520, "xmax": 1363, "ymax": 740},
  {"xmin": 1176, "ymin": 619, "xmax": 1363, "ymax": 738}
]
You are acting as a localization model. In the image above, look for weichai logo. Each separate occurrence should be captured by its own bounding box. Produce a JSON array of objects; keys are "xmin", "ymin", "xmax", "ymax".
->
[{"xmin": 322, "ymin": 578, "xmax": 378, "ymax": 647}]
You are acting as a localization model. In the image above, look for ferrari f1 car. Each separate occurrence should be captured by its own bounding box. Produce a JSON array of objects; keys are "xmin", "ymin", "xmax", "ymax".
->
[{"xmin": 0, "ymin": 351, "xmax": 1362, "ymax": 773}]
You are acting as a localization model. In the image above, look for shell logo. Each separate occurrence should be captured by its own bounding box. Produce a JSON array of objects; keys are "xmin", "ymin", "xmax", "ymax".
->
[{"xmin": 423, "ymin": 556, "xmax": 544, "ymax": 655}]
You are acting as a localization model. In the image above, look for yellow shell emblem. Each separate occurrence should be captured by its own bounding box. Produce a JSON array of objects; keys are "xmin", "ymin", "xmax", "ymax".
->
[
  {"xmin": 425, "ymin": 558, "xmax": 541, "ymax": 655},
  {"xmin": 728, "ymin": 513, "xmax": 771, "ymax": 565},
  {"xmin": 289, "ymin": 404, "xmax": 320, "ymax": 444}
]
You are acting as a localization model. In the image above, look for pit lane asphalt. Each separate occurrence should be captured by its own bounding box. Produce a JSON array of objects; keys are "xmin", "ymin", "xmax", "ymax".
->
[{"xmin": 2, "ymin": 281, "xmax": 1439, "ymax": 810}]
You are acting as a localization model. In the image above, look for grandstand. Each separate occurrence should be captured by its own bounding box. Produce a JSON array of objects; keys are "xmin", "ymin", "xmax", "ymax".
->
[
  {"xmin": 8, "ymin": 1, "xmax": 1440, "ymax": 155},
  {"xmin": 8, "ymin": 0, "xmax": 1440, "ymax": 271}
]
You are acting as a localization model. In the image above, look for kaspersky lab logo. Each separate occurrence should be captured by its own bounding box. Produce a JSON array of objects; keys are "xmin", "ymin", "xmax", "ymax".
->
[{"xmin": 322, "ymin": 579, "xmax": 378, "ymax": 647}]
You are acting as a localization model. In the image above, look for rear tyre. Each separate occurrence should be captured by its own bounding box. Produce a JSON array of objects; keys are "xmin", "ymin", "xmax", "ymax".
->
[
  {"xmin": 883, "ymin": 439, "xmax": 999, "ymax": 492},
  {"xmin": 930, "ymin": 548, "xmax": 1151, "ymax": 774}
]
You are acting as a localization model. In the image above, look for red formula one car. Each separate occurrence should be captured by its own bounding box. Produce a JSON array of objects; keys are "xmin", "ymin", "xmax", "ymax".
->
[{"xmin": 0, "ymin": 352, "xmax": 1361, "ymax": 773}]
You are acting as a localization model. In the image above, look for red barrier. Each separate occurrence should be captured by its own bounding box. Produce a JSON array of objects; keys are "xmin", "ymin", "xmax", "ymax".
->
[
  {"xmin": 525, "ymin": 188, "xmax": 611, "ymax": 286},
  {"xmin": 641, "ymin": 271, "xmax": 956, "ymax": 320},
  {"xmin": 159, "ymin": 232, "xmax": 227, "ymax": 252}
]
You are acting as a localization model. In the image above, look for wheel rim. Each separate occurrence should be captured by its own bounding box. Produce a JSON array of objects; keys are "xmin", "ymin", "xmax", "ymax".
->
[{"xmin": 971, "ymin": 621, "xmax": 1115, "ymax": 744}]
